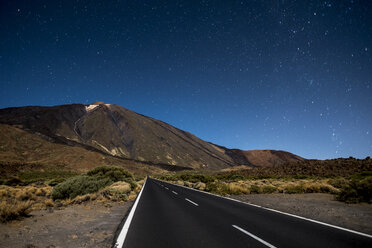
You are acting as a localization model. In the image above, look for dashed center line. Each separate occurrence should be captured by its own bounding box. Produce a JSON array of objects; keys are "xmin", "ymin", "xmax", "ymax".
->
[
  {"xmin": 232, "ymin": 225, "xmax": 277, "ymax": 248},
  {"xmin": 172, "ymin": 191, "xmax": 178, "ymax": 195},
  {"xmin": 165, "ymin": 187, "xmax": 169, "ymax": 190},
  {"xmin": 185, "ymin": 198, "xmax": 198, "ymax": 206}
]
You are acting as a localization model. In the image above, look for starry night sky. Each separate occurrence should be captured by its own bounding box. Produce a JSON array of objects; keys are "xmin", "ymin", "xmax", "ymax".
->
[{"xmin": 0, "ymin": 0, "xmax": 371, "ymax": 159}]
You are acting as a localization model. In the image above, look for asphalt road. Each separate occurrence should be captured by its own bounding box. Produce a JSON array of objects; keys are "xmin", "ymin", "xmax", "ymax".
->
[{"xmin": 121, "ymin": 178, "xmax": 372, "ymax": 248}]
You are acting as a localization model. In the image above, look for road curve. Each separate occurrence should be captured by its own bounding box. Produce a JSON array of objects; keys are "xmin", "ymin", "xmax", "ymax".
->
[{"xmin": 120, "ymin": 178, "xmax": 372, "ymax": 248}]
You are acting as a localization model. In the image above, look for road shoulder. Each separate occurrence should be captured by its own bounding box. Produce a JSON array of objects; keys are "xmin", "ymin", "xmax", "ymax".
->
[
  {"xmin": 228, "ymin": 193, "xmax": 372, "ymax": 235},
  {"xmin": 0, "ymin": 201, "xmax": 132, "ymax": 248}
]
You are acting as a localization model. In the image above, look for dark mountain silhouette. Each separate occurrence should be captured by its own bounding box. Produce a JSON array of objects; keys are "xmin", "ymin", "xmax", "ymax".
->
[{"xmin": 0, "ymin": 102, "xmax": 304, "ymax": 171}]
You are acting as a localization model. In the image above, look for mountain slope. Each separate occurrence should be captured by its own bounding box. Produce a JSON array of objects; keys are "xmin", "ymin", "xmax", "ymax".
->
[
  {"xmin": 0, "ymin": 103, "xmax": 304, "ymax": 170},
  {"xmin": 0, "ymin": 124, "xmax": 167, "ymax": 176},
  {"xmin": 0, "ymin": 103, "xmax": 237, "ymax": 169}
]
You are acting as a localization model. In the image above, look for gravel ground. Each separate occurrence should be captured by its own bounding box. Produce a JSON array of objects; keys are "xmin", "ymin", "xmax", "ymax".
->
[
  {"xmin": 0, "ymin": 201, "xmax": 132, "ymax": 248},
  {"xmin": 228, "ymin": 193, "xmax": 372, "ymax": 235}
]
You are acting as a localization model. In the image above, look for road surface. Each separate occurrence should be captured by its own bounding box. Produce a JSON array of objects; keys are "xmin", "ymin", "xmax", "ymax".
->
[{"xmin": 119, "ymin": 178, "xmax": 372, "ymax": 248}]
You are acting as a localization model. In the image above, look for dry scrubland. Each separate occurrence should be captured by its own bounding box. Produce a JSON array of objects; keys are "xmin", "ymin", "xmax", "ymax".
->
[
  {"xmin": 157, "ymin": 157, "xmax": 372, "ymax": 204},
  {"xmin": 1, "ymin": 157, "xmax": 371, "ymax": 223},
  {"xmin": 0, "ymin": 166, "xmax": 144, "ymax": 223}
]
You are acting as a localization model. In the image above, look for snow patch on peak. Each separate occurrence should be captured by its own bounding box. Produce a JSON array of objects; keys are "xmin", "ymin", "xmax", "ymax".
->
[{"xmin": 85, "ymin": 105, "xmax": 98, "ymax": 112}]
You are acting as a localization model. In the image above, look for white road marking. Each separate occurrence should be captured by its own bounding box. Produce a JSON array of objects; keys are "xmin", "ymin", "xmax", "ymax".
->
[
  {"xmin": 155, "ymin": 179, "xmax": 372, "ymax": 239},
  {"xmin": 165, "ymin": 187, "xmax": 169, "ymax": 190},
  {"xmin": 114, "ymin": 178, "xmax": 147, "ymax": 248},
  {"xmin": 233, "ymin": 225, "xmax": 277, "ymax": 248},
  {"xmin": 185, "ymin": 198, "xmax": 198, "ymax": 206},
  {"xmin": 172, "ymin": 191, "xmax": 178, "ymax": 195}
]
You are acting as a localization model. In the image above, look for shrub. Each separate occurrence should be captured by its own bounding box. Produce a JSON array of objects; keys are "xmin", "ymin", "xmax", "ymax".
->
[
  {"xmin": 51, "ymin": 175, "xmax": 112, "ymax": 200},
  {"xmin": 328, "ymin": 178, "xmax": 349, "ymax": 189},
  {"xmin": 261, "ymin": 186, "xmax": 277, "ymax": 194},
  {"xmin": 250, "ymin": 185, "xmax": 261, "ymax": 194},
  {"xmin": 87, "ymin": 166, "xmax": 136, "ymax": 189},
  {"xmin": 205, "ymin": 182, "xmax": 229, "ymax": 195},
  {"xmin": 51, "ymin": 166, "xmax": 136, "ymax": 200},
  {"xmin": 336, "ymin": 175, "xmax": 372, "ymax": 203}
]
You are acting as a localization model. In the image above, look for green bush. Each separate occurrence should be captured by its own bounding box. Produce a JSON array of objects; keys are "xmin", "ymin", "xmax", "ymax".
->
[
  {"xmin": 351, "ymin": 171, "xmax": 372, "ymax": 180},
  {"xmin": 261, "ymin": 186, "xmax": 277, "ymax": 194},
  {"xmin": 328, "ymin": 178, "xmax": 349, "ymax": 189},
  {"xmin": 87, "ymin": 166, "xmax": 136, "ymax": 189},
  {"xmin": 205, "ymin": 182, "xmax": 229, "ymax": 195},
  {"xmin": 250, "ymin": 185, "xmax": 261, "ymax": 194},
  {"xmin": 51, "ymin": 166, "xmax": 136, "ymax": 200},
  {"xmin": 336, "ymin": 175, "xmax": 372, "ymax": 203},
  {"xmin": 51, "ymin": 175, "xmax": 112, "ymax": 200}
]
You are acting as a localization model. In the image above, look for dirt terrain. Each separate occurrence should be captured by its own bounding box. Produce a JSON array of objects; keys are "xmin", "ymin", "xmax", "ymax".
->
[
  {"xmin": 229, "ymin": 193, "xmax": 372, "ymax": 235},
  {"xmin": 0, "ymin": 202, "xmax": 132, "ymax": 248}
]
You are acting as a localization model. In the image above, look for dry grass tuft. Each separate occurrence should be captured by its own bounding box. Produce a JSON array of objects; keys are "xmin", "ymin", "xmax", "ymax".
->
[
  {"xmin": 227, "ymin": 182, "xmax": 249, "ymax": 194},
  {"xmin": 193, "ymin": 182, "xmax": 206, "ymax": 191},
  {"xmin": 109, "ymin": 182, "xmax": 131, "ymax": 194},
  {"xmin": 0, "ymin": 185, "xmax": 53, "ymax": 212},
  {"xmin": 0, "ymin": 200, "xmax": 32, "ymax": 222}
]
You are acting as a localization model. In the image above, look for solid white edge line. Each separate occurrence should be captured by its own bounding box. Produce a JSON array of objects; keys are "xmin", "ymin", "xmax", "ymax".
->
[
  {"xmin": 172, "ymin": 191, "xmax": 178, "ymax": 195},
  {"xmin": 155, "ymin": 179, "xmax": 372, "ymax": 239},
  {"xmin": 232, "ymin": 225, "xmax": 277, "ymax": 248},
  {"xmin": 114, "ymin": 178, "xmax": 148, "ymax": 248},
  {"xmin": 185, "ymin": 198, "xmax": 199, "ymax": 206}
]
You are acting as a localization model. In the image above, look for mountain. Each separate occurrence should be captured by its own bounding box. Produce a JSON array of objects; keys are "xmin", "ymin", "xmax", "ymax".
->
[{"xmin": 0, "ymin": 102, "xmax": 304, "ymax": 172}]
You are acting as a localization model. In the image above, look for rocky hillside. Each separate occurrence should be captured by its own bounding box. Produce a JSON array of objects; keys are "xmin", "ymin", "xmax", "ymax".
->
[
  {"xmin": 231, "ymin": 149, "xmax": 304, "ymax": 167},
  {"xmin": 0, "ymin": 102, "xmax": 304, "ymax": 170},
  {"xmin": 0, "ymin": 124, "xmax": 171, "ymax": 176}
]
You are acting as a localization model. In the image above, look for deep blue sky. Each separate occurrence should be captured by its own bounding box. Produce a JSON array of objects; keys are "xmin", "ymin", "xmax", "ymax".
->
[{"xmin": 0, "ymin": 0, "xmax": 371, "ymax": 159}]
